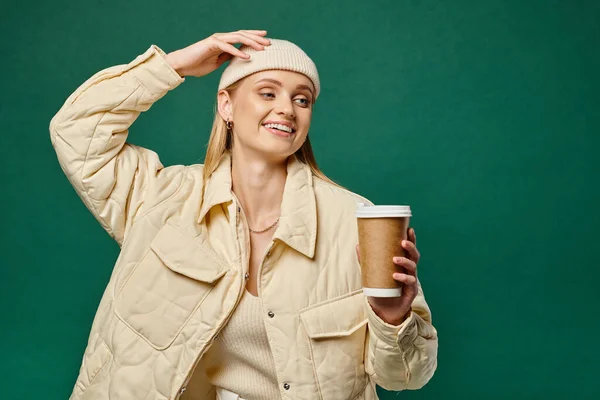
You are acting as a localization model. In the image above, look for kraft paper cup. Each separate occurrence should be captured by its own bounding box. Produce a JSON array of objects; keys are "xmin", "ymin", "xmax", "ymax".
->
[{"xmin": 356, "ymin": 204, "xmax": 412, "ymax": 298}]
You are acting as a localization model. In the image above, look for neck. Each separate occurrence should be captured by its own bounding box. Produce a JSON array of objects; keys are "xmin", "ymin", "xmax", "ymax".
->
[{"xmin": 230, "ymin": 148, "xmax": 287, "ymax": 231}]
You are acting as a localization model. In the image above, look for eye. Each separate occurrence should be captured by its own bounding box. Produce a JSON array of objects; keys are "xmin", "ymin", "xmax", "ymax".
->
[
  {"xmin": 260, "ymin": 92, "xmax": 275, "ymax": 99},
  {"xmin": 295, "ymin": 98, "xmax": 310, "ymax": 107}
]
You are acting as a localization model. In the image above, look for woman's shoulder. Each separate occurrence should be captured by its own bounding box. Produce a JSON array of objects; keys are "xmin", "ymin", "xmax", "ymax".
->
[
  {"xmin": 186, "ymin": 163, "xmax": 206, "ymax": 175},
  {"xmin": 312, "ymin": 175, "xmax": 374, "ymax": 208}
]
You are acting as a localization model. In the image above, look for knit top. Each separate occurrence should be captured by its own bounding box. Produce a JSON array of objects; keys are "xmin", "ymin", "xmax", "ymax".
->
[{"xmin": 203, "ymin": 289, "xmax": 281, "ymax": 399}]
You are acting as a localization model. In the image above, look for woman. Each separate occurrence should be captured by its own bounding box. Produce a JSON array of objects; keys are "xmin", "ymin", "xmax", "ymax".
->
[{"xmin": 49, "ymin": 30, "xmax": 438, "ymax": 400}]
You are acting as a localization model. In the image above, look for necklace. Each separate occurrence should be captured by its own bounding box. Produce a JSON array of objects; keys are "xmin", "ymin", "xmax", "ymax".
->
[{"xmin": 248, "ymin": 217, "xmax": 280, "ymax": 234}]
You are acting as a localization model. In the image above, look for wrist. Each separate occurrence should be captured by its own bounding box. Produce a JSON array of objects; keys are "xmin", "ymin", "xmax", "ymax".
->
[
  {"xmin": 165, "ymin": 51, "xmax": 185, "ymax": 77},
  {"xmin": 367, "ymin": 297, "xmax": 411, "ymax": 326},
  {"xmin": 381, "ymin": 310, "xmax": 410, "ymax": 326}
]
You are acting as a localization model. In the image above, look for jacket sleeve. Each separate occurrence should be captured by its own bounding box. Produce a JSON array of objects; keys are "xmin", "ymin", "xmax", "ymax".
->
[
  {"xmin": 363, "ymin": 280, "xmax": 438, "ymax": 390},
  {"xmin": 49, "ymin": 45, "xmax": 187, "ymax": 246}
]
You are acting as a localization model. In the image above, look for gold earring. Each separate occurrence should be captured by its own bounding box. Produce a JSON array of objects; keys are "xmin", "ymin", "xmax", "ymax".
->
[{"xmin": 226, "ymin": 120, "xmax": 234, "ymax": 130}]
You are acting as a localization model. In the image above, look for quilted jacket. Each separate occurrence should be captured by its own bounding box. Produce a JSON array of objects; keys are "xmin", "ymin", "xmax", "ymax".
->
[{"xmin": 49, "ymin": 44, "xmax": 438, "ymax": 400}]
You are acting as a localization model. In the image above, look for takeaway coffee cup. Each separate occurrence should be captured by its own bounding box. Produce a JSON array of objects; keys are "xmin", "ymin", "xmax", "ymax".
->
[{"xmin": 356, "ymin": 204, "xmax": 412, "ymax": 297}]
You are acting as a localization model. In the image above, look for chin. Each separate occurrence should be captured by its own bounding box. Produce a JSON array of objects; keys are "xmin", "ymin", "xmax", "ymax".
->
[{"xmin": 252, "ymin": 144, "xmax": 299, "ymax": 162}]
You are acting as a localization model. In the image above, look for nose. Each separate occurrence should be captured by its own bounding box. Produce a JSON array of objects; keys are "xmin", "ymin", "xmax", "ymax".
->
[{"xmin": 274, "ymin": 96, "xmax": 295, "ymax": 119}]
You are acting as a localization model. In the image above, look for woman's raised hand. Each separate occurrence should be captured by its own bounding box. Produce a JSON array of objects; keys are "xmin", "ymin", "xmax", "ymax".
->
[{"xmin": 165, "ymin": 30, "xmax": 270, "ymax": 78}]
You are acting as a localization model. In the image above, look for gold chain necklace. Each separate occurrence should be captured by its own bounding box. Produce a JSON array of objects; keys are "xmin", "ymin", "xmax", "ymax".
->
[{"xmin": 248, "ymin": 217, "xmax": 280, "ymax": 234}]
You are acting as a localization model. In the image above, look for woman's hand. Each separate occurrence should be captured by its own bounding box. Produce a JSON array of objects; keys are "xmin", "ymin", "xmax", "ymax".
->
[
  {"xmin": 356, "ymin": 228, "xmax": 420, "ymax": 326},
  {"xmin": 165, "ymin": 30, "xmax": 270, "ymax": 78}
]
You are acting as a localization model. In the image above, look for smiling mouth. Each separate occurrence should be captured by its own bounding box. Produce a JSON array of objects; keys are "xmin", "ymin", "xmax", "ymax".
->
[
  {"xmin": 262, "ymin": 123, "xmax": 296, "ymax": 134},
  {"xmin": 263, "ymin": 126, "xmax": 295, "ymax": 138}
]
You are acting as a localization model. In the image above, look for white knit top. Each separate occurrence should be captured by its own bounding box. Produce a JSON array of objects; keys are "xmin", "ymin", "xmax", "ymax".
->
[{"xmin": 203, "ymin": 289, "xmax": 281, "ymax": 399}]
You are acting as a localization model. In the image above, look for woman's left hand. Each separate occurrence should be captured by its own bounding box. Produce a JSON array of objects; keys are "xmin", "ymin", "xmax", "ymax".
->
[{"xmin": 356, "ymin": 227, "xmax": 420, "ymax": 326}]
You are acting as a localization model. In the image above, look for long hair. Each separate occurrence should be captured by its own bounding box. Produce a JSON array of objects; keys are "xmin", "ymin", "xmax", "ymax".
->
[{"xmin": 201, "ymin": 80, "xmax": 346, "ymax": 202}]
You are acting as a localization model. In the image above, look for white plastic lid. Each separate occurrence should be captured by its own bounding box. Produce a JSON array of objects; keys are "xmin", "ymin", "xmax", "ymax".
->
[{"xmin": 356, "ymin": 203, "xmax": 412, "ymax": 218}]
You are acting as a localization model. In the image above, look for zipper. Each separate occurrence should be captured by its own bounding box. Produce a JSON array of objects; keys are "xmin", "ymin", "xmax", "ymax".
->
[
  {"xmin": 174, "ymin": 198, "xmax": 249, "ymax": 399},
  {"xmin": 175, "ymin": 197, "xmax": 277, "ymax": 398},
  {"xmin": 175, "ymin": 282, "xmax": 246, "ymax": 399}
]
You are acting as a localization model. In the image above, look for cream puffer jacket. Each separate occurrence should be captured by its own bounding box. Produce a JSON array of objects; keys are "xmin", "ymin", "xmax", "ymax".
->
[{"xmin": 49, "ymin": 44, "xmax": 438, "ymax": 400}]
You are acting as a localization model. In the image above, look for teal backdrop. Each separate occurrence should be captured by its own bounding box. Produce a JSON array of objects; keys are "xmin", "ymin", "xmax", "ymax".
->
[{"xmin": 1, "ymin": 0, "xmax": 599, "ymax": 398}]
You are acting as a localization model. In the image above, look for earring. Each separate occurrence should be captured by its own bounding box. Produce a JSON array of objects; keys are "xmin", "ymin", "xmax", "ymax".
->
[{"xmin": 226, "ymin": 120, "xmax": 234, "ymax": 130}]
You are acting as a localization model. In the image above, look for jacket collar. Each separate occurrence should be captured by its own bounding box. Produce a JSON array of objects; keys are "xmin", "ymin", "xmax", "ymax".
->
[{"xmin": 197, "ymin": 151, "xmax": 317, "ymax": 259}]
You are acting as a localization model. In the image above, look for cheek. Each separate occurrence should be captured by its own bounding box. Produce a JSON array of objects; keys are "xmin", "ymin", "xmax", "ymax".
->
[
  {"xmin": 234, "ymin": 96, "xmax": 268, "ymax": 120},
  {"xmin": 299, "ymin": 110, "xmax": 312, "ymax": 129},
  {"xmin": 247, "ymin": 101, "xmax": 272, "ymax": 124}
]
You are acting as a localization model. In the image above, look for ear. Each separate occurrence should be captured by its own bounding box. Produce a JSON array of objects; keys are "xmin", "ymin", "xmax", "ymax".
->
[{"xmin": 217, "ymin": 90, "xmax": 233, "ymax": 122}]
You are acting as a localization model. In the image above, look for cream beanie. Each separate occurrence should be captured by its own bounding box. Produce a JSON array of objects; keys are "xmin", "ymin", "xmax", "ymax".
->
[{"xmin": 218, "ymin": 38, "xmax": 321, "ymax": 100}]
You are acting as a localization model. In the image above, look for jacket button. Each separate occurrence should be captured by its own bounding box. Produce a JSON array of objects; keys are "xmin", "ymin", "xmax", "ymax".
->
[
  {"xmin": 268, "ymin": 311, "xmax": 275, "ymax": 318},
  {"xmin": 237, "ymin": 207, "xmax": 241, "ymax": 213},
  {"xmin": 283, "ymin": 383, "xmax": 290, "ymax": 390},
  {"xmin": 244, "ymin": 272, "xmax": 249, "ymax": 280},
  {"xmin": 179, "ymin": 386, "xmax": 186, "ymax": 394}
]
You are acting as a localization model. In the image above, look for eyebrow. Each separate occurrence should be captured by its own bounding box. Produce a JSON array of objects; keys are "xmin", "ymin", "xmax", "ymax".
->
[{"xmin": 254, "ymin": 78, "xmax": 315, "ymax": 97}]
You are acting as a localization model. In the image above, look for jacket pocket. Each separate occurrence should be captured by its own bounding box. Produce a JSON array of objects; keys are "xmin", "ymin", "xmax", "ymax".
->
[
  {"xmin": 300, "ymin": 290, "xmax": 369, "ymax": 400},
  {"xmin": 72, "ymin": 340, "xmax": 112, "ymax": 400},
  {"xmin": 114, "ymin": 223, "xmax": 228, "ymax": 350}
]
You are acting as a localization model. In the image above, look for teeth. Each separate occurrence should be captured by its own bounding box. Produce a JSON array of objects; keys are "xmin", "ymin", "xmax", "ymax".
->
[{"xmin": 264, "ymin": 123, "xmax": 293, "ymax": 133}]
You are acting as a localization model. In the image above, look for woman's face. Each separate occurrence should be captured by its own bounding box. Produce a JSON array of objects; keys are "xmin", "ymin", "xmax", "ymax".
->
[{"xmin": 218, "ymin": 70, "xmax": 315, "ymax": 160}]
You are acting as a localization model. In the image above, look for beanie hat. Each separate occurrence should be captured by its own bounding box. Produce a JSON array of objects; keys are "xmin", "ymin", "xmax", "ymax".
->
[{"xmin": 218, "ymin": 38, "xmax": 321, "ymax": 100}]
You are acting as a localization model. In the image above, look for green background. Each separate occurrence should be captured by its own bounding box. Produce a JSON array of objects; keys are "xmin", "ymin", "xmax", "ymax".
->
[{"xmin": 1, "ymin": 0, "xmax": 598, "ymax": 398}]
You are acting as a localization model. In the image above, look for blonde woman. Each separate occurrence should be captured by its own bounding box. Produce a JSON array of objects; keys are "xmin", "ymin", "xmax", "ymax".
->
[{"xmin": 49, "ymin": 30, "xmax": 438, "ymax": 400}]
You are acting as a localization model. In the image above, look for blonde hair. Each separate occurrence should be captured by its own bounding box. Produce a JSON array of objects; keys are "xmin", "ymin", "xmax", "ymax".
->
[{"xmin": 201, "ymin": 80, "xmax": 346, "ymax": 201}]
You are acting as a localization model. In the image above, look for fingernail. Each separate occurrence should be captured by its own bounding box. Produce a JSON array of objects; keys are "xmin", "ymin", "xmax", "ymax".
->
[
  {"xmin": 393, "ymin": 257, "xmax": 401, "ymax": 263},
  {"xmin": 402, "ymin": 240, "xmax": 407, "ymax": 246}
]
